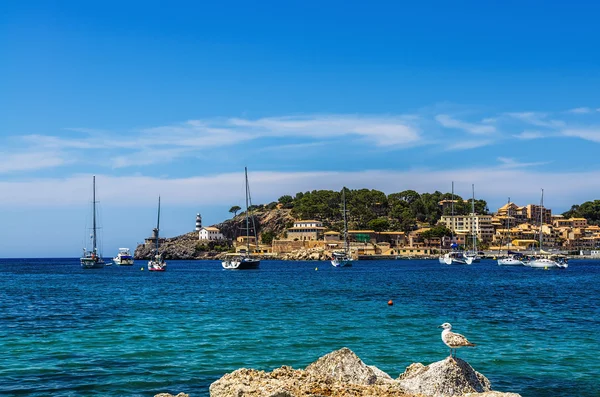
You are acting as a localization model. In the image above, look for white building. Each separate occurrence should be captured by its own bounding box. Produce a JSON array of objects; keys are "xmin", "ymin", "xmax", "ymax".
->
[
  {"xmin": 199, "ymin": 226, "xmax": 224, "ymax": 241},
  {"xmin": 440, "ymin": 213, "xmax": 494, "ymax": 242}
]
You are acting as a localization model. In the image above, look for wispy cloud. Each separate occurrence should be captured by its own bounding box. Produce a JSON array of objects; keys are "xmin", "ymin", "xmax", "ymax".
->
[
  {"xmin": 505, "ymin": 112, "xmax": 566, "ymax": 129},
  {"xmin": 513, "ymin": 131, "xmax": 546, "ymax": 140},
  {"xmin": 435, "ymin": 114, "xmax": 496, "ymax": 134},
  {"xmin": 567, "ymin": 107, "xmax": 594, "ymax": 114},
  {"xmin": 0, "ymin": 151, "xmax": 69, "ymax": 173},
  {"xmin": 445, "ymin": 139, "xmax": 495, "ymax": 151},
  {"xmin": 561, "ymin": 128, "xmax": 600, "ymax": 143},
  {"xmin": 497, "ymin": 157, "xmax": 549, "ymax": 169}
]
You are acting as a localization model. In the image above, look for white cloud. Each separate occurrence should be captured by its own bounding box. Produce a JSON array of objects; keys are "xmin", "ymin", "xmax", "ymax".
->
[
  {"xmin": 435, "ymin": 114, "xmax": 496, "ymax": 134},
  {"xmin": 561, "ymin": 128, "xmax": 600, "ymax": 143},
  {"xmin": 567, "ymin": 107, "xmax": 593, "ymax": 114},
  {"xmin": 445, "ymin": 140, "xmax": 495, "ymax": 151},
  {"xmin": 497, "ymin": 157, "xmax": 549, "ymax": 169},
  {"xmin": 513, "ymin": 131, "xmax": 545, "ymax": 140},
  {"xmin": 505, "ymin": 112, "xmax": 566, "ymax": 129},
  {"xmin": 0, "ymin": 169, "xmax": 598, "ymax": 213},
  {"xmin": 0, "ymin": 151, "xmax": 69, "ymax": 173}
]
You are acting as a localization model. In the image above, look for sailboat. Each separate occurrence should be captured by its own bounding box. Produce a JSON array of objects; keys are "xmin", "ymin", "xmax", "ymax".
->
[
  {"xmin": 497, "ymin": 197, "xmax": 524, "ymax": 266},
  {"xmin": 222, "ymin": 167, "xmax": 261, "ymax": 270},
  {"xmin": 524, "ymin": 189, "xmax": 567, "ymax": 269},
  {"xmin": 439, "ymin": 182, "xmax": 473, "ymax": 265},
  {"xmin": 80, "ymin": 175, "xmax": 105, "ymax": 269},
  {"xmin": 147, "ymin": 196, "xmax": 167, "ymax": 272},
  {"xmin": 331, "ymin": 188, "xmax": 353, "ymax": 267},
  {"xmin": 465, "ymin": 184, "xmax": 481, "ymax": 263}
]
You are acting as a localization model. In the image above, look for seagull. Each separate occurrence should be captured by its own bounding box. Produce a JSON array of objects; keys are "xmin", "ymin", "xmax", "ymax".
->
[{"xmin": 439, "ymin": 322, "xmax": 476, "ymax": 357}]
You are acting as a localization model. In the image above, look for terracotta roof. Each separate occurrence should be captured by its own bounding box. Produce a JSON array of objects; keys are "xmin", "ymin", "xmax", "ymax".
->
[
  {"xmin": 288, "ymin": 227, "xmax": 326, "ymax": 230},
  {"xmin": 295, "ymin": 220, "xmax": 321, "ymax": 223},
  {"xmin": 348, "ymin": 230, "xmax": 376, "ymax": 233},
  {"xmin": 378, "ymin": 231, "xmax": 405, "ymax": 235},
  {"xmin": 324, "ymin": 231, "xmax": 340, "ymax": 235},
  {"xmin": 202, "ymin": 227, "xmax": 220, "ymax": 232}
]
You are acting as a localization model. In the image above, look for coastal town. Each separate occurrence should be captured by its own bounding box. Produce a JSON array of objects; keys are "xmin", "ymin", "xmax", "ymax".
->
[{"xmin": 153, "ymin": 198, "xmax": 600, "ymax": 260}]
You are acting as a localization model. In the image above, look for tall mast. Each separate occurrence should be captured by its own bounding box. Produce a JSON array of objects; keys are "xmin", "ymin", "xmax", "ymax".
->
[
  {"xmin": 539, "ymin": 189, "xmax": 543, "ymax": 252},
  {"xmin": 342, "ymin": 188, "xmax": 348, "ymax": 253},
  {"xmin": 245, "ymin": 167, "xmax": 250, "ymax": 254},
  {"xmin": 506, "ymin": 197, "xmax": 511, "ymax": 251},
  {"xmin": 92, "ymin": 175, "xmax": 97, "ymax": 252},
  {"xmin": 451, "ymin": 181, "xmax": 454, "ymax": 244},
  {"xmin": 471, "ymin": 184, "xmax": 476, "ymax": 252},
  {"xmin": 156, "ymin": 196, "xmax": 161, "ymax": 252}
]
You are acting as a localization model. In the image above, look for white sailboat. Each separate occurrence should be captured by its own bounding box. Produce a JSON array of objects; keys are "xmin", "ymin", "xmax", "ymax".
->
[
  {"xmin": 465, "ymin": 184, "xmax": 481, "ymax": 263},
  {"xmin": 148, "ymin": 196, "xmax": 166, "ymax": 272},
  {"xmin": 80, "ymin": 175, "xmax": 105, "ymax": 269},
  {"xmin": 524, "ymin": 189, "xmax": 567, "ymax": 269},
  {"xmin": 439, "ymin": 182, "xmax": 473, "ymax": 265},
  {"xmin": 222, "ymin": 167, "xmax": 261, "ymax": 270},
  {"xmin": 331, "ymin": 188, "xmax": 353, "ymax": 267},
  {"xmin": 497, "ymin": 197, "xmax": 524, "ymax": 266}
]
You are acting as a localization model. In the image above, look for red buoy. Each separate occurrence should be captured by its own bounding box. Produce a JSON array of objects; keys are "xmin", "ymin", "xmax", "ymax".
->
[{"xmin": 388, "ymin": 300, "xmax": 393, "ymax": 306}]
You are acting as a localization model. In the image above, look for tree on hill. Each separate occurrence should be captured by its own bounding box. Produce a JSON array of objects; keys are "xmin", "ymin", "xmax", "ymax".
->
[
  {"xmin": 563, "ymin": 200, "xmax": 600, "ymax": 225},
  {"xmin": 368, "ymin": 217, "xmax": 390, "ymax": 232},
  {"xmin": 229, "ymin": 205, "xmax": 241, "ymax": 217}
]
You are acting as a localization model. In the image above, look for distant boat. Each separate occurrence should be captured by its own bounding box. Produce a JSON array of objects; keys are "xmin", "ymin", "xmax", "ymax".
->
[
  {"xmin": 524, "ymin": 189, "xmax": 567, "ymax": 269},
  {"xmin": 331, "ymin": 188, "xmax": 353, "ymax": 267},
  {"xmin": 148, "ymin": 197, "xmax": 166, "ymax": 272},
  {"xmin": 465, "ymin": 184, "xmax": 481, "ymax": 263},
  {"xmin": 497, "ymin": 197, "xmax": 524, "ymax": 266},
  {"xmin": 439, "ymin": 182, "xmax": 472, "ymax": 265},
  {"xmin": 222, "ymin": 167, "xmax": 260, "ymax": 270},
  {"xmin": 80, "ymin": 176, "xmax": 105, "ymax": 269},
  {"xmin": 113, "ymin": 248, "xmax": 134, "ymax": 266}
]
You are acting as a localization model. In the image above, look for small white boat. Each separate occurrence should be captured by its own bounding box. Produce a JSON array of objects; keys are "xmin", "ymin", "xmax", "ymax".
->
[
  {"xmin": 331, "ymin": 188, "xmax": 353, "ymax": 268},
  {"xmin": 80, "ymin": 176, "xmax": 105, "ymax": 269},
  {"xmin": 498, "ymin": 256, "xmax": 524, "ymax": 266},
  {"xmin": 525, "ymin": 256, "xmax": 568, "ymax": 269},
  {"xmin": 439, "ymin": 251, "xmax": 473, "ymax": 265},
  {"xmin": 113, "ymin": 248, "xmax": 134, "ymax": 266},
  {"xmin": 147, "ymin": 197, "xmax": 167, "ymax": 272}
]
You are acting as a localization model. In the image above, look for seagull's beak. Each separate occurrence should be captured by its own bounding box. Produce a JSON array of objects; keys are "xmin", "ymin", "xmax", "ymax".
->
[{"xmin": 438, "ymin": 325, "xmax": 443, "ymax": 328}]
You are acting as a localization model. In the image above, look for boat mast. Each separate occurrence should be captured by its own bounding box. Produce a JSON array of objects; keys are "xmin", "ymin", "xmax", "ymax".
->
[
  {"xmin": 342, "ymin": 188, "xmax": 348, "ymax": 254},
  {"xmin": 471, "ymin": 184, "xmax": 476, "ymax": 252},
  {"xmin": 451, "ymin": 181, "xmax": 454, "ymax": 248},
  {"xmin": 506, "ymin": 197, "xmax": 511, "ymax": 253},
  {"xmin": 245, "ymin": 167, "xmax": 250, "ymax": 255},
  {"xmin": 156, "ymin": 196, "xmax": 161, "ymax": 253},
  {"xmin": 539, "ymin": 188, "xmax": 543, "ymax": 253},
  {"xmin": 92, "ymin": 175, "xmax": 97, "ymax": 253}
]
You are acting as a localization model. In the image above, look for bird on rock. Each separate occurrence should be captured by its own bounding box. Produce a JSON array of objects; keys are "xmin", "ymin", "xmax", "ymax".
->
[{"xmin": 439, "ymin": 322, "xmax": 476, "ymax": 358}]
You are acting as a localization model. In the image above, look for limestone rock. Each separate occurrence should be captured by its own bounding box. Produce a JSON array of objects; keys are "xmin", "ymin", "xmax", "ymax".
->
[
  {"xmin": 398, "ymin": 357, "xmax": 492, "ymax": 397},
  {"xmin": 154, "ymin": 393, "xmax": 189, "ymax": 397},
  {"xmin": 305, "ymin": 347, "xmax": 390, "ymax": 385}
]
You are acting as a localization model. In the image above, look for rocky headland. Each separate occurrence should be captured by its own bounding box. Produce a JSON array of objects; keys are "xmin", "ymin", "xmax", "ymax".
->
[
  {"xmin": 135, "ymin": 209, "xmax": 295, "ymax": 260},
  {"xmin": 204, "ymin": 347, "xmax": 520, "ymax": 397}
]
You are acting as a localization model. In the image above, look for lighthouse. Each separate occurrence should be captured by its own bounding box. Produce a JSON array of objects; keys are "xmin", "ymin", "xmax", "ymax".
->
[{"xmin": 195, "ymin": 213, "xmax": 202, "ymax": 231}]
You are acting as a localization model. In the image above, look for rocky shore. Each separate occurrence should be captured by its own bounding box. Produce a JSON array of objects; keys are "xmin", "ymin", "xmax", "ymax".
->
[{"xmin": 156, "ymin": 348, "xmax": 521, "ymax": 397}]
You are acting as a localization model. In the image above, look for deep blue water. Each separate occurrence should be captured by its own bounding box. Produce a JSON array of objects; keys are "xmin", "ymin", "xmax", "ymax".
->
[{"xmin": 0, "ymin": 258, "xmax": 598, "ymax": 397}]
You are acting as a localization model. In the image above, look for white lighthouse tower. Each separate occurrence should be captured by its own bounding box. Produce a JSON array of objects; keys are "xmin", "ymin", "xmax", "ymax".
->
[{"xmin": 195, "ymin": 213, "xmax": 202, "ymax": 231}]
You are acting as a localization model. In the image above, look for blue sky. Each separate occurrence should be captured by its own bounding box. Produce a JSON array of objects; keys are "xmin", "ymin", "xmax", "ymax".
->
[{"xmin": 1, "ymin": 1, "xmax": 600, "ymax": 257}]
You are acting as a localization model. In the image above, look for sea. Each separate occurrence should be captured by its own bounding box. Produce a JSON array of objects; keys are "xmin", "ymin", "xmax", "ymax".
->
[{"xmin": 1, "ymin": 258, "xmax": 598, "ymax": 397}]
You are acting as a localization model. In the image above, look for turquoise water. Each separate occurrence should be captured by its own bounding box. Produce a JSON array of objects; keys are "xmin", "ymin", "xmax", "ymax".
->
[{"xmin": 1, "ymin": 258, "xmax": 598, "ymax": 397}]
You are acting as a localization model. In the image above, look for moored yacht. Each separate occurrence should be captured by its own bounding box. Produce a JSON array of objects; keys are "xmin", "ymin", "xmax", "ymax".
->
[{"xmin": 113, "ymin": 248, "xmax": 134, "ymax": 266}]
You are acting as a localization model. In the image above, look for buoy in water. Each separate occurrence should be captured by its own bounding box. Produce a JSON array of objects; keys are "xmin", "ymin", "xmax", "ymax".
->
[
  {"xmin": 315, "ymin": 267, "xmax": 318, "ymax": 271},
  {"xmin": 388, "ymin": 300, "xmax": 393, "ymax": 306},
  {"xmin": 141, "ymin": 267, "xmax": 144, "ymax": 271}
]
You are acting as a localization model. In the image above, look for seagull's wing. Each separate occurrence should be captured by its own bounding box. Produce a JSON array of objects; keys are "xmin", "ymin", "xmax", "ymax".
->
[{"xmin": 446, "ymin": 331, "xmax": 476, "ymax": 347}]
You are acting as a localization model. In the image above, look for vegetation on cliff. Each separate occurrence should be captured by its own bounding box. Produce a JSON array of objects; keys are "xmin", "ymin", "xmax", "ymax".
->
[{"xmin": 562, "ymin": 200, "xmax": 600, "ymax": 225}]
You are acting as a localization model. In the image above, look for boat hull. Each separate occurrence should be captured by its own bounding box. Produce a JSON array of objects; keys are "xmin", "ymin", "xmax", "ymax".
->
[
  {"xmin": 331, "ymin": 258, "xmax": 353, "ymax": 267},
  {"xmin": 148, "ymin": 260, "xmax": 166, "ymax": 271},
  {"xmin": 222, "ymin": 257, "xmax": 260, "ymax": 270},
  {"xmin": 439, "ymin": 253, "xmax": 473, "ymax": 265},
  {"xmin": 114, "ymin": 257, "xmax": 134, "ymax": 266},
  {"xmin": 80, "ymin": 257, "xmax": 105, "ymax": 269},
  {"xmin": 525, "ymin": 258, "xmax": 567, "ymax": 269},
  {"xmin": 498, "ymin": 258, "xmax": 524, "ymax": 266}
]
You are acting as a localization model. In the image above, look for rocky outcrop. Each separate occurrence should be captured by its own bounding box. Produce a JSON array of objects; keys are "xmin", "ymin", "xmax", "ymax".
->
[
  {"xmin": 134, "ymin": 209, "xmax": 294, "ymax": 260},
  {"xmin": 398, "ymin": 357, "xmax": 491, "ymax": 396},
  {"xmin": 281, "ymin": 247, "xmax": 330, "ymax": 261},
  {"xmin": 208, "ymin": 348, "xmax": 521, "ymax": 397}
]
